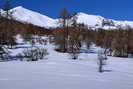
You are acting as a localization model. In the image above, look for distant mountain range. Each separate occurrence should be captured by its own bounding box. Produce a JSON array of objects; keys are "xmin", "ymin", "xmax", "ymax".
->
[{"xmin": 1, "ymin": 6, "xmax": 133, "ymax": 29}]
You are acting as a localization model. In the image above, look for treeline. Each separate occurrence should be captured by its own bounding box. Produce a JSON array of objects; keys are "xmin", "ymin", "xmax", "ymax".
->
[
  {"xmin": 95, "ymin": 28, "xmax": 133, "ymax": 57},
  {"xmin": 51, "ymin": 25, "xmax": 133, "ymax": 58},
  {"xmin": 0, "ymin": 17, "xmax": 51, "ymax": 45}
]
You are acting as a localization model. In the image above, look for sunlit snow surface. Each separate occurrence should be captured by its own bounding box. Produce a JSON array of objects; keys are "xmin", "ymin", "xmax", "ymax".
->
[
  {"xmin": 0, "ymin": 37, "xmax": 133, "ymax": 89},
  {"xmin": 11, "ymin": 6, "xmax": 58, "ymax": 28}
]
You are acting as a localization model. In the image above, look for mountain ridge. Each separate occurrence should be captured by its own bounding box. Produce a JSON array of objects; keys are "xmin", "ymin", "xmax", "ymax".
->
[{"xmin": 1, "ymin": 6, "xmax": 133, "ymax": 29}]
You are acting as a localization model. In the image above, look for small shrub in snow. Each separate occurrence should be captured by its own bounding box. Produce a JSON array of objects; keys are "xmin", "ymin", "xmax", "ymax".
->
[
  {"xmin": 18, "ymin": 47, "xmax": 48, "ymax": 61},
  {"xmin": 0, "ymin": 46, "xmax": 10, "ymax": 61}
]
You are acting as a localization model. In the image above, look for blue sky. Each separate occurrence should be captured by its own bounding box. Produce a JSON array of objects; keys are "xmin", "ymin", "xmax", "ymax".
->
[{"xmin": 1, "ymin": 0, "xmax": 133, "ymax": 20}]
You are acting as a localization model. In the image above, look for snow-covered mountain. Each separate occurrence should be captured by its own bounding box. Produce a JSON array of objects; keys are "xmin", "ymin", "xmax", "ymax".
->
[
  {"xmin": 11, "ymin": 6, "xmax": 57, "ymax": 28},
  {"xmin": 1, "ymin": 6, "xmax": 133, "ymax": 29},
  {"xmin": 76, "ymin": 12, "xmax": 133, "ymax": 29}
]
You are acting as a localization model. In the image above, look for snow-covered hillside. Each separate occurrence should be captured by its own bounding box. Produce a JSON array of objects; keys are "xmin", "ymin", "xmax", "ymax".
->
[
  {"xmin": 11, "ymin": 6, "xmax": 57, "ymax": 28},
  {"xmin": 114, "ymin": 20, "xmax": 133, "ymax": 28},
  {"xmin": 76, "ymin": 12, "xmax": 104, "ymax": 27},
  {"xmin": 0, "ymin": 38, "xmax": 133, "ymax": 89}
]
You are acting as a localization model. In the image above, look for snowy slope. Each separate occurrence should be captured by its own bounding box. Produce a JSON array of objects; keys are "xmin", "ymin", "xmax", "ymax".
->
[
  {"xmin": 76, "ymin": 12, "xmax": 105, "ymax": 27},
  {"xmin": 114, "ymin": 20, "xmax": 133, "ymax": 28},
  {"xmin": 11, "ymin": 6, "xmax": 57, "ymax": 28},
  {"xmin": 0, "ymin": 39, "xmax": 133, "ymax": 89}
]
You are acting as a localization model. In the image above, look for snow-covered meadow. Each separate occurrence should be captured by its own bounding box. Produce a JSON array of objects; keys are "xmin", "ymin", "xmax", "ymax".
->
[{"xmin": 0, "ymin": 36, "xmax": 133, "ymax": 89}]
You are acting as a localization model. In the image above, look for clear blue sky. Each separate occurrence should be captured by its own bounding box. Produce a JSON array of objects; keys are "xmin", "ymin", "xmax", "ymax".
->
[{"xmin": 1, "ymin": 0, "xmax": 133, "ymax": 20}]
